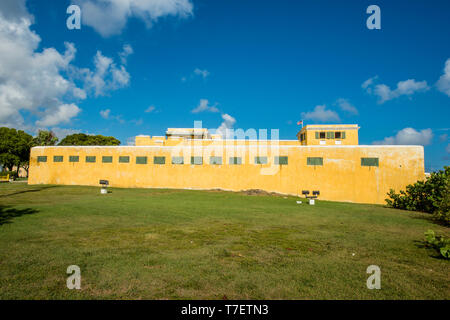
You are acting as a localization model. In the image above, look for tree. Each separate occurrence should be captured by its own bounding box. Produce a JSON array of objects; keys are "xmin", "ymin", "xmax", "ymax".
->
[
  {"xmin": 58, "ymin": 133, "xmax": 120, "ymax": 146},
  {"xmin": 17, "ymin": 130, "xmax": 33, "ymax": 177},
  {"xmin": 33, "ymin": 130, "xmax": 58, "ymax": 146},
  {"xmin": 0, "ymin": 127, "xmax": 33, "ymax": 176},
  {"xmin": 0, "ymin": 128, "xmax": 17, "ymax": 171},
  {"xmin": 386, "ymin": 166, "xmax": 450, "ymax": 226}
]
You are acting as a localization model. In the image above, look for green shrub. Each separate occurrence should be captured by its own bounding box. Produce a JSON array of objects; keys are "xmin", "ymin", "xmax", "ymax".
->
[
  {"xmin": 1, "ymin": 170, "xmax": 18, "ymax": 180},
  {"xmin": 424, "ymin": 230, "xmax": 450, "ymax": 259},
  {"xmin": 386, "ymin": 166, "xmax": 449, "ymax": 218},
  {"xmin": 433, "ymin": 179, "xmax": 450, "ymax": 226}
]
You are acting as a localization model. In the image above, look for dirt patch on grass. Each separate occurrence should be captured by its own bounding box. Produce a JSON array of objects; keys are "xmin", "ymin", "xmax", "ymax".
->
[
  {"xmin": 240, "ymin": 189, "xmax": 287, "ymax": 197},
  {"xmin": 205, "ymin": 188, "xmax": 289, "ymax": 197}
]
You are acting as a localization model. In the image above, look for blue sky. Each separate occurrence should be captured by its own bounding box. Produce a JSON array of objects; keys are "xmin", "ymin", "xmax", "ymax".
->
[{"xmin": 0, "ymin": 0, "xmax": 449, "ymax": 171}]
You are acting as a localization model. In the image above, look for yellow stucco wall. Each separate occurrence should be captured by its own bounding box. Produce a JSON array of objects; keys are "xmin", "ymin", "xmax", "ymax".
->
[
  {"xmin": 28, "ymin": 143, "xmax": 425, "ymax": 204},
  {"xmin": 298, "ymin": 124, "xmax": 359, "ymax": 146}
]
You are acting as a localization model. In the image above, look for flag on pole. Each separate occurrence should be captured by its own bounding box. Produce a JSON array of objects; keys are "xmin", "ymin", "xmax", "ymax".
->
[{"xmin": 297, "ymin": 120, "xmax": 303, "ymax": 126}]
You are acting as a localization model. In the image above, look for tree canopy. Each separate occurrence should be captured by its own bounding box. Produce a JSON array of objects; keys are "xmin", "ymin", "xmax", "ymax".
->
[
  {"xmin": 0, "ymin": 128, "xmax": 121, "ymax": 176},
  {"xmin": 0, "ymin": 127, "xmax": 33, "ymax": 172},
  {"xmin": 33, "ymin": 130, "xmax": 58, "ymax": 146},
  {"xmin": 58, "ymin": 133, "xmax": 121, "ymax": 146}
]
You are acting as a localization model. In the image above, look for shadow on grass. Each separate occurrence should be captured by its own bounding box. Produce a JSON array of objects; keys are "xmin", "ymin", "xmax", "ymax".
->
[
  {"xmin": 407, "ymin": 211, "xmax": 450, "ymax": 228},
  {"xmin": 0, "ymin": 205, "xmax": 39, "ymax": 226},
  {"xmin": 413, "ymin": 240, "xmax": 448, "ymax": 260},
  {"xmin": 0, "ymin": 185, "xmax": 59, "ymax": 198}
]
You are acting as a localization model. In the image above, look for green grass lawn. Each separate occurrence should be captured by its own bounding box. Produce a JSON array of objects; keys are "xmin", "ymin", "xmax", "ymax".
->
[{"xmin": 0, "ymin": 183, "xmax": 448, "ymax": 299}]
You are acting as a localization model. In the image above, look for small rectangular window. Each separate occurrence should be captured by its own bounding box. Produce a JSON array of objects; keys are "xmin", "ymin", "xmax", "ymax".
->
[
  {"xmin": 69, "ymin": 156, "xmax": 79, "ymax": 163},
  {"xmin": 229, "ymin": 157, "xmax": 242, "ymax": 165},
  {"xmin": 275, "ymin": 156, "xmax": 288, "ymax": 165},
  {"xmin": 319, "ymin": 132, "xmax": 326, "ymax": 139},
  {"xmin": 210, "ymin": 156, "xmax": 222, "ymax": 165},
  {"xmin": 172, "ymin": 156, "xmax": 184, "ymax": 164},
  {"xmin": 361, "ymin": 157, "xmax": 379, "ymax": 167},
  {"xmin": 307, "ymin": 157, "xmax": 323, "ymax": 166},
  {"xmin": 102, "ymin": 156, "xmax": 113, "ymax": 163},
  {"xmin": 154, "ymin": 156, "xmax": 166, "ymax": 165},
  {"xmin": 255, "ymin": 156, "xmax": 268, "ymax": 164},
  {"xmin": 335, "ymin": 132, "xmax": 342, "ymax": 139},
  {"xmin": 136, "ymin": 156, "xmax": 147, "ymax": 164},
  {"xmin": 37, "ymin": 156, "xmax": 47, "ymax": 163},
  {"xmin": 119, "ymin": 156, "xmax": 130, "ymax": 163},
  {"xmin": 86, "ymin": 156, "xmax": 96, "ymax": 163},
  {"xmin": 191, "ymin": 156, "xmax": 203, "ymax": 165},
  {"xmin": 53, "ymin": 156, "xmax": 63, "ymax": 162}
]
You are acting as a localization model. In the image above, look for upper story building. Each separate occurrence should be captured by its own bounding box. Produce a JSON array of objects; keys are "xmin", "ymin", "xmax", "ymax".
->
[
  {"xmin": 136, "ymin": 124, "xmax": 360, "ymax": 147},
  {"xmin": 296, "ymin": 124, "xmax": 359, "ymax": 146}
]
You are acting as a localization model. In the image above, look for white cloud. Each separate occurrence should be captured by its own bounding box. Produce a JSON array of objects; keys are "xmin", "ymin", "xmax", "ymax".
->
[
  {"xmin": 216, "ymin": 113, "xmax": 236, "ymax": 138},
  {"xmin": 436, "ymin": 58, "xmax": 450, "ymax": 97},
  {"xmin": 363, "ymin": 76, "xmax": 429, "ymax": 103},
  {"xmin": 78, "ymin": 51, "xmax": 131, "ymax": 97},
  {"xmin": 119, "ymin": 44, "xmax": 133, "ymax": 65},
  {"xmin": 439, "ymin": 133, "xmax": 448, "ymax": 142},
  {"xmin": 191, "ymin": 99, "xmax": 219, "ymax": 113},
  {"xmin": 361, "ymin": 76, "xmax": 378, "ymax": 91},
  {"xmin": 0, "ymin": 0, "xmax": 31, "ymax": 22},
  {"xmin": 99, "ymin": 108, "xmax": 125, "ymax": 123},
  {"xmin": 193, "ymin": 68, "xmax": 210, "ymax": 79},
  {"xmin": 182, "ymin": 68, "xmax": 211, "ymax": 82},
  {"xmin": 100, "ymin": 109, "xmax": 111, "ymax": 119},
  {"xmin": 0, "ymin": 7, "xmax": 84, "ymax": 128},
  {"xmin": 36, "ymin": 104, "xmax": 81, "ymax": 127},
  {"xmin": 301, "ymin": 105, "xmax": 340, "ymax": 122},
  {"xmin": 446, "ymin": 144, "xmax": 450, "ymax": 154},
  {"xmin": 0, "ymin": 3, "xmax": 130, "ymax": 130},
  {"xmin": 75, "ymin": 0, "xmax": 194, "ymax": 37},
  {"xmin": 373, "ymin": 128, "xmax": 433, "ymax": 146},
  {"xmin": 336, "ymin": 98, "xmax": 358, "ymax": 115},
  {"xmin": 145, "ymin": 105, "xmax": 156, "ymax": 113}
]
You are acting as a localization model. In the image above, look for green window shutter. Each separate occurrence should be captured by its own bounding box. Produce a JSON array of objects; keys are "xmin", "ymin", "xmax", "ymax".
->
[
  {"xmin": 69, "ymin": 156, "xmax": 79, "ymax": 162},
  {"xmin": 136, "ymin": 156, "xmax": 147, "ymax": 164},
  {"xmin": 119, "ymin": 156, "xmax": 130, "ymax": 163},
  {"xmin": 229, "ymin": 157, "xmax": 242, "ymax": 165},
  {"xmin": 191, "ymin": 156, "xmax": 203, "ymax": 165},
  {"xmin": 275, "ymin": 156, "xmax": 288, "ymax": 165},
  {"xmin": 255, "ymin": 156, "xmax": 268, "ymax": 164},
  {"xmin": 37, "ymin": 156, "xmax": 47, "ymax": 163},
  {"xmin": 326, "ymin": 132, "xmax": 331, "ymax": 139},
  {"xmin": 315, "ymin": 132, "xmax": 319, "ymax": 139},
  {"xmin": 102, "ymin": 156, "xmax": 113, "ymax": 163},
  {"xmin": 342, "ymin": 131, "xmax": 346, "ymax": 139},
  {"xmin": 86, "ymin": 156, "xmax": 96, "ymax": 163},
  {"xmin": 210, "ymin": 156, "xmax": 222, "ymax": 165},
  {"xmin": 172, "ymin": 156, "xmax": 184, "ymax": 164},
  {"xmin": 154, "ymin": 156, "xmax": 166, "ymax": 165},
  {"xmin": 53, "ymin": 156, "xmax": 63, "ymax": 162},
  {"xmin": 361, "ymin": 157, "xmax": 379, "ymax": 167},
  {"xmin": 307, "ymin": 157, "xmax": 323, "ymax": 166}
]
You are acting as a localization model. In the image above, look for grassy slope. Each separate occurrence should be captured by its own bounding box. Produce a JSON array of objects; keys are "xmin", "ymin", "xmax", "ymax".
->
[{"xmin": 0, "ymin": 183, "xmax": 448, "ymax": 299}]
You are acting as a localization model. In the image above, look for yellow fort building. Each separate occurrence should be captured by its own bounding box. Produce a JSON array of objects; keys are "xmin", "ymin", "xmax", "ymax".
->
[{"xmin": 28, "ymin": 124, "xmax": 425, "ymax": 204}]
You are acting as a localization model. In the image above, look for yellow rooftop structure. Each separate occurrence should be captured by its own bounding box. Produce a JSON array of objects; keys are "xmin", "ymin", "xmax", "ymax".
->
[{"xmin": 297, "ymin": 124, "xmax": 359, "ymax": 146}]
